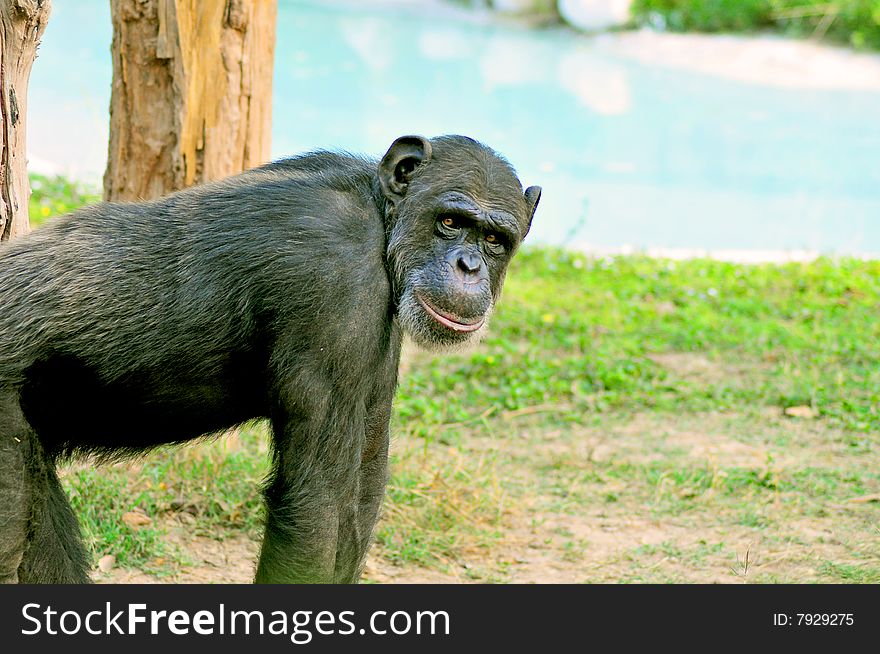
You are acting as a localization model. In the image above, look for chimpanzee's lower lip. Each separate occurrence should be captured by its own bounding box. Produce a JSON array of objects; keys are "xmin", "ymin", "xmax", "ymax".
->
[{"xmin": 416, "ymin": 295, "xmax": 485, "ymax": 333}]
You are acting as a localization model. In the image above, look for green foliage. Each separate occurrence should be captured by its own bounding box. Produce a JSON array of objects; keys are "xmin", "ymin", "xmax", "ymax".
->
[
  {"xmin": 28, "ymin": 174, "xmax": 101, "ymax": 227},
  {"xmin": 634, "ymin": 0, "xmax": 775, "ymax": 32},
  {"xmin": 632, "ymin": 0, "xmax": 880, "ymax": 49}
]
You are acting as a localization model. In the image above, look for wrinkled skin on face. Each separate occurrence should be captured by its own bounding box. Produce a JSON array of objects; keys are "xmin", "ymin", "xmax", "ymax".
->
[{"xmin": 380, "ymin": 135, "xmax": 541, "ymax": 349}]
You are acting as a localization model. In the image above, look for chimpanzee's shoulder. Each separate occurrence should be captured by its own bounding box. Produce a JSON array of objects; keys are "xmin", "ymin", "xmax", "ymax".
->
[
  {"xmin": 204, "ymin": 151, "xmax": 378, "ymax": 215},
  {"xmin": 255, "ymin": 150, "xmax": 376, "ymax": 187}
]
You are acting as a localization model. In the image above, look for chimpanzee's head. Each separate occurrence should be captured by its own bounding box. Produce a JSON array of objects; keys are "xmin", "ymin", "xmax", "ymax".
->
[{"xmin": 379, "ymin": 134, "xmax": 541, "ymax": 350}]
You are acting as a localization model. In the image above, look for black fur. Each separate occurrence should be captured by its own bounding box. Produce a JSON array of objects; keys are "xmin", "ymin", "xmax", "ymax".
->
[{"xmin": 0, "ymin": 135, "xmax": 540, "ymax": 583}]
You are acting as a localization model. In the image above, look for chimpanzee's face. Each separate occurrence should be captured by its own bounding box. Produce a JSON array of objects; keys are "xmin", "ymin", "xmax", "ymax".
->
[{"xmin": 380, "ymin": 135, "xmax": 541, "ymax": 350}]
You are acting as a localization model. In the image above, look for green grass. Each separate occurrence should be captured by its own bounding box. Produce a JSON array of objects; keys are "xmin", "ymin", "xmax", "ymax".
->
[
  {"xmin": 28, "ymin": 176, "xmax": 880, "ymax": 583},
  {"xmin": 62, "ymin": 423, "xmax": 269, "ymax": 576},
  {"xmin": 65, "ymin": 469, "xmax": 171, "ymax": 570},
  {"xmin": 632, "ymin": 0, "xmax": 880, "ymax": 50},
  {"xmin": 400, "ymin": 250, "xmax": 880, "ymax": 434}
]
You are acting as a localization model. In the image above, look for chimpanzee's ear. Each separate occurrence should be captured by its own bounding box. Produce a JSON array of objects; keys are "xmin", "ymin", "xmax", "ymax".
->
[
  {"xmin": 523, "ymin": 185, "xmax": 542, "ymax": 237},
  {"xmin": 378, "ymin": 135, "xmax": 433, "ymax": 201}
]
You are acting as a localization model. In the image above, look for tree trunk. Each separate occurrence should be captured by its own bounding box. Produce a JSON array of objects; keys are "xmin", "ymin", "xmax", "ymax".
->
[
  {"xmin": 104, "ymin": 0, "xmax": 277, "ymax": 202},
  {"xmin": 0, "ymin": 0, "xmax": 51, "ymax": 240}
]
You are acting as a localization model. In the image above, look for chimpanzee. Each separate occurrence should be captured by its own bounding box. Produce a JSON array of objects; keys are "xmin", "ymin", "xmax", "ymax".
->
[{"xmin": 0, "ymin": 135, "xmax": 540, "ymax": 583}]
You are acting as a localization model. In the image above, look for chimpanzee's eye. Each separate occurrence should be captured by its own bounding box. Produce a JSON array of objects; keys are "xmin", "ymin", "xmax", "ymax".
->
[
  {"xmin": 435, "ymin": 215, "xmax": 463, "ymax": 240},
  {"xmin": 485, "ymin": 233, "xmax": 498, "ymax": 244}
]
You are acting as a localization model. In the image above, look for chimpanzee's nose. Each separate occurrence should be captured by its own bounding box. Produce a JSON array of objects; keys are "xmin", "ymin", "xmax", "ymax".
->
[{"xmin": 457, "ymin": 252, "xmax": 482, "ymax": 275}]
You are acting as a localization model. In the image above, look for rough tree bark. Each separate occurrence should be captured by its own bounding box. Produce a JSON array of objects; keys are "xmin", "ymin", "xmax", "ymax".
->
[
  {"xmin": 104, "ymin": 0, "xmax": 277, "ymax": 202},
  {"xmin": 0, "ymin": 0, "xmax": 51, "ymax": 240}
]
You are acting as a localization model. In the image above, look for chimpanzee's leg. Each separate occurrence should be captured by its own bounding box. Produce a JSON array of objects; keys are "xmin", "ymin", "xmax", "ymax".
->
[
  {"xmin": 0, "ymin": 389, "xmax": 90, "ymax": 583},
  {"xmin": 0, "ymin": 390, "xmax": 32, "ymax": 583},
  {"xmin": 334, "ymin": 398, "xmax": 391, "ymax": 583},
  {"xmin": 254, "ymin": 403, "xmax": 364, "ymax": 584},
  {"xmin": 17, "ymin": 463, "xmax": 91, "ymax": 584}
]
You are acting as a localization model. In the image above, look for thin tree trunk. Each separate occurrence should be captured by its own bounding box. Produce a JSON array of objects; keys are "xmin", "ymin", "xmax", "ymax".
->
[
  {"xmin": 104, "ymin": 0, "xmax": 277, "ymax": 202},
  {"xmin": 0, "ymin": 0, "xmax": 51, "ymax": 240}
]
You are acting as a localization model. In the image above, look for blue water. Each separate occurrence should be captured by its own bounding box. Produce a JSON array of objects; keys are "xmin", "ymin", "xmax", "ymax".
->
[{"xmin": 28, "ymin": 0, "xmax": 880, "ymax": 253}]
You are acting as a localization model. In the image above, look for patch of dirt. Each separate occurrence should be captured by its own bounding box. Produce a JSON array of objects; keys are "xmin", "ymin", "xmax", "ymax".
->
[
  {"xmin": 467, "ymin": 410, "xmax": 774, "ymax": 468},
  {"xmin": 646, "ymin": 351, "xmax": 770, "ymax": 388},
  {"xmin": 97, "ymin": 519, "xmax": 259, "ymax": 584},
  {"xmin": 501, "ymin": 514, "xmax": 693, "ymax": 583},
  {"xmin": 664, "ymin": 430, "xmax": 769, "ymax": 467},
  {"xmin": 471, "ymin": 502, "xmax": 879, "ymax": 584},
  {"xmin": 363, "ymin": 554, "xmax": 461, "ymax": 584}
]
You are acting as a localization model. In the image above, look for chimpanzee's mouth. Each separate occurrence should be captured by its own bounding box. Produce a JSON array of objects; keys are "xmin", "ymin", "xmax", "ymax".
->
[{"xmin": 416, "ymin": 294, "xmax": 485, "ymax": 333}]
